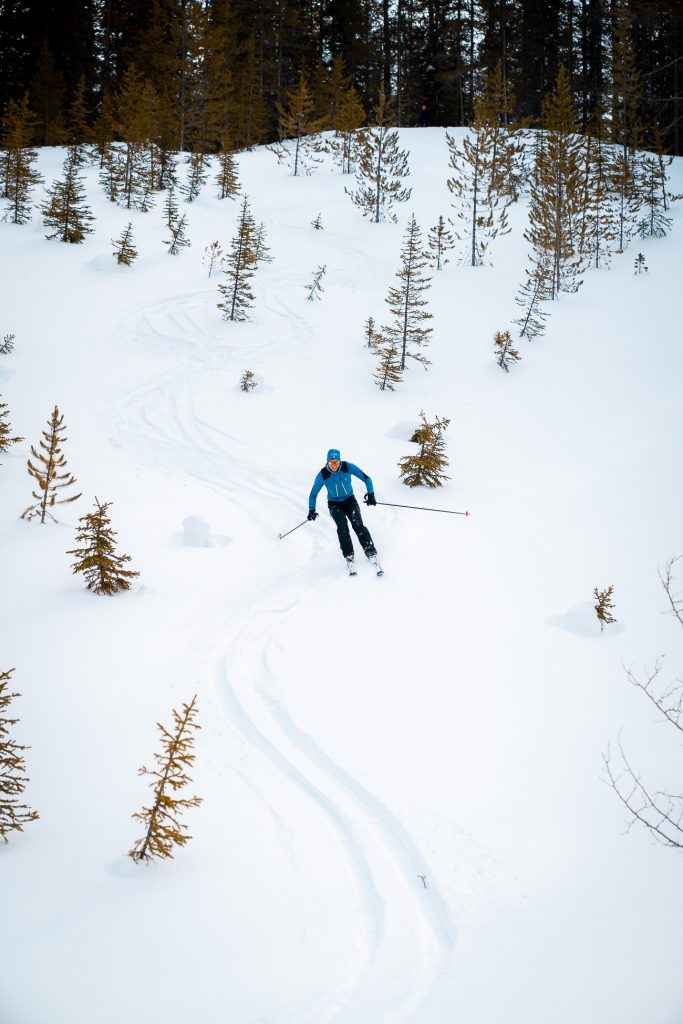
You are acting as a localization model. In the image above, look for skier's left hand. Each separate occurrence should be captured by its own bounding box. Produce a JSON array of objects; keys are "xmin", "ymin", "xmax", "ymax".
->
[{"xmin": 364, "ymin": 493, "xmax": 377, "ymax": 507}]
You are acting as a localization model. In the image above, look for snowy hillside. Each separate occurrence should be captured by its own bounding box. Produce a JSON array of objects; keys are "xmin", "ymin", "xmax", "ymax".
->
[{"xmin": 1, "ymin": 131, "xmax": 682, "ymax": 1024}]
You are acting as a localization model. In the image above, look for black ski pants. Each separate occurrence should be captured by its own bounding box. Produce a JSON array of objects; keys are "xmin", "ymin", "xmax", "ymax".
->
[{"xmin": 328, "ymin": 496, "xmax": 376, "ymax": 560}]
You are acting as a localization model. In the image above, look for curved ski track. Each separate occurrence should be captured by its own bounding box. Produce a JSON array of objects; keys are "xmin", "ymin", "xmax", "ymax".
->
[{"xmin": 113, "ymin": 288, "xmax": 456, "ymax": 1022}]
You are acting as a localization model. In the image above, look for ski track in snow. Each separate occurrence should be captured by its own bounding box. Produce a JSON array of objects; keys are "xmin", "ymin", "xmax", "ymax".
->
[{"xmin": 111, "ymin": 288, "xmax": 456, "ymax": 1023}]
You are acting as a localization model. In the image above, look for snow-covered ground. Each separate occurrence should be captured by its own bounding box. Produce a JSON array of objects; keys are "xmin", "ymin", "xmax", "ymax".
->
[{"xmin": 1, "ymin": 131, "xmax": 682, "ymax": 1024}]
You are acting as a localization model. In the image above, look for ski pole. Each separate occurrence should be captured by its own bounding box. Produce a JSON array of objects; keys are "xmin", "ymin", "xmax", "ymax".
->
[
  {"xmin": 278, "ymin": 518, "xmax": 310, "ymax": 540},
  {"xmin": 375, "ymin": 501, "xmax": 470, "ymax": 516}
]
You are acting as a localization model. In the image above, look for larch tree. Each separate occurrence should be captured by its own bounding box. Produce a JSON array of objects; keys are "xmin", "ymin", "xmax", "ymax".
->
[
  {"xmin": 331, "ymin": 84, "xmax": 366, "ymax": 174},
  {"xmin": 217, "ymin": 196, "xmax": 258, "ymax": 322},
  {"xmin": 65, "ymin": 76, "xmax": 93, "ymax": 166},
  {"xmin": 446, "ymin": 101, "xmax": 510, "ymax": 267},
  {"xmin": 253, "ymin": 221, "xmax": 272, "ymax": 265},
  {"xmin": 524, "ymin": 66, "xmax": 585, "ymax": 299},
  {"xmin": 128, "ymin": 695, "xmax": 202, "ymax": 864},
  {"xmin": 383, "ymin": 214, "xmax": 432, "ymax": 370},
  {"xmin": 41, "ymin": 147, "xmax": 95, "ymax": 243},
  {"xmin": 494, "ymin": 330, "xmax": 521, "ymax": 372},
  {"xmin": 635, "ymin": 150, "xmax": 673, "ymax": 239},
  {"xmin": 114, "ymin": 65, "xmax": 159, "ymax": 210},
  {"xmin": 1, "ymin": 94, "xmax": 42, "ymax": 224},
  {"xmin": 475, "ymin": 62, "xmax": 526, "ymax": 202},
  {"xmin": 346, "ymin": 84, "xmax": 412, "ymax": 223},
  {"xmin": 21, "ymin": 406, "xmax": 81, "ymax": 522},
  {"xmin": 579, "ymin": 110, "xmax": 619, "ymax": 269},
  {"xmin": 215, "ymin": 137, "xmax": 240, "ymax": 199},
  {"xmin": 398, "ymin": 412, "xmax": 451, "ymax": 487},
  {"xmin": 0, "ymin": 397, "xmax": 23, "ymax": 458},
  {"xmin": 181, "ymin": 151, "xmax": 209, "ymax": 202},
  {"xmin": 424, "ymin": 215, "xmax": 456, "ymax": 270},
  {"xmin": 513, "ymin": 249, "xmax": 552, "ymax": 340},
  {"xmin": 68, "ymin": 498, "xmax": 139, "ymax": 595},
  {"xmin": 203, "ymin": 241, "xmax": 224, "ymax": 277},
  {"xmin": 0, "ymin": 669, "xmax": 39, "ymax": 843},
  {"xmin": 373, "ymin": 334, "xmax": 403, "ymax": 391},
  {"xmin": 594, "ymin": 586, "xmax": 616, "ymax": 632},
  {"xmin": 306, "ymin": 265, "xmax": 326, "ymax": 300},
  {"xmin": 163, "ymin": 187, "xmax": 190, "ymax": 255},
  {"xmin": 113, "ymin": 222, "xmax": 138, "ymax": 266},
  {"xmin": 274, "ymin": 70, "xmax": 325, "ymax": 177}
]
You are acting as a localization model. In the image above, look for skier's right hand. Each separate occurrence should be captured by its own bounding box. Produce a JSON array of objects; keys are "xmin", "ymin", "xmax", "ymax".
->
[{"xmin": 307, "ymin": 509, "xmax": 319, "ymax": 521}]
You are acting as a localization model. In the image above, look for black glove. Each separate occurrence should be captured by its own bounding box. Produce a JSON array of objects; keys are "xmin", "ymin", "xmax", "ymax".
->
[
  {"xmin": 307, "ymin": 509, "xmax": 319, "ymax": 521},
  {"xmin": 364, "ymin": 493, "xmax": 377, "ymax": 506}
]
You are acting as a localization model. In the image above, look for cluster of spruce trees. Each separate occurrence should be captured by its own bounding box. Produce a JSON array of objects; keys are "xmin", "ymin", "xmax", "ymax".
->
[{"xmin": 0, "ymin": 0, "xmax": 680, "ymax": 154}]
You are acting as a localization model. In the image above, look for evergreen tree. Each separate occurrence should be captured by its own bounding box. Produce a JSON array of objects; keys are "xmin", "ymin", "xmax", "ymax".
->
[
  {"xmin": 634, "ymin": 151, "xmax": 673, "ymax": 239},
  {"xmin": 217, "ymin": 196, "xmax": 258, "ymax": 322},
  {"xmin": 0, "ymin": 398, "xmax": 23, "ymax": 457},
  {"xmin": 424, "ymin": 215, "xmax": 456, "ymax": 270},
  {"xmin": 92, "ymin": 93, "xmax": 117, "ymax": 171},
  {"xmin": 475, "ymin": 62, "xmax": 526, "ymax": 202},
  {"xmin": 364, "ymin": 316, "xmax": 380, "ymax": 348},
  {"xmin": 113, "ymin": 222, "xmax": 138, "ymax": 266},
  {"xmin": 524, "ymin": 67, "xmax": 585, "ymax": 298},
  {"xmin": 373, "ymin": 335, "xmax": 403, "ymax": 391},
  {"xmin": 611, "ymin": 0, "xmax": 642, "ymax": 157},
  {"xmin": 494, "ymin": 329, "xmax": 521, "ymax": 372},
  {"xmin": 253, "ymin": 221, "xmax": 272, "ymax": 265},
  {"xmin": 398, "ymin": 412, "xmax": 451, "ymax": 487},
  {"xmin": 215, "ymin": 137, "xmax": 240, "ymax": 200},
  {"xmin": 610, "ymin": 147, "xmax": 640, "ymax": 254},
  {"xmin": 239, "ymin": 370, "xmax": 257, "ymax": 392},
  {"xmin": 306, "ymin": 265, "xmax": 326, "ymax": 300},
  {"xmin": 513, "ymin": 250, "xmax": 552, "ymax": 340},
  {"xmin": 1, "ymin": 95, "xmax": 42, "ymax": 225},
  {"xmin": 181, "ymin": 151, "xmax": 209, "ymax": 202},
  {"xmin": 41, "ymin": 148, "xmax": 95, "ymax": 243},
  {"xmin": 66, "ymin": 76, "xmax": 93, "ymax": 165},
  {"xmin": 594, "ymin": 585, "xmax": 616, "ymax": 632},
  {"xmin": 384, "ymin": 214, "xmax": 432, "ymax": 370},
  {"xmin": 28, "ymin": 40, "xmax": 67, "ymax": 146},
  {"xmin": 163, "ymin": 188, "xmax": 190, "ymax": 255},
  {"xmin": 0, "ymin": 669, "xmax": 39, "ymax": 843},
  {"xmin": 21, "ymin": 407, "xmax": 81, "ymax": 523},
  {"xmin": 446, "ymin": 105, "xmax": 510, "ymax": 267},
  {"xmin": 579, "ymin": 110, "xmax": 619, "ymax": 269},
  {"xmin": 633, "ymin": 252, "xmax": 648, "ymax": 275},
  {"xmin": 331, "ymin": 84, "xmax": 366, "ymax": 174},
  {"xmin": 274, "ymin": 70, "xmax": 326, "ymax": 177},
  {"xmin": 1, "ymin": 334, "xmax": 15, "ymax": 355},
  {"xmin": 115, "ymin": 65, "xmax": 158, "ymax": 210},
  {"xmin": 346, "ymin": 84, "xmax": 412, "ymax": 223},
  {"xmin": 128, "ymin": 695, "xmax": 202, "ymax": 863},
  {"xmin": 311, "ymin": 212, "xmax": 323, "ymax": 230},
  {"xmin": 232, "ymin": 34, "xmax": 267, "ymax": 150},
  {"xmin": 68, "ymin": 498, "xmax": 140, "ymax": 595},
  {"xmin": 203, "ymin": 241, "xmax": 224, "ymax": 277}
]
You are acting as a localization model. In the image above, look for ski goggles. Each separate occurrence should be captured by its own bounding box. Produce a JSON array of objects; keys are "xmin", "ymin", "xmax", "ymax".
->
[{"xmin": 327, "ymin": 459, "xmax": 340, "ymax": 467}]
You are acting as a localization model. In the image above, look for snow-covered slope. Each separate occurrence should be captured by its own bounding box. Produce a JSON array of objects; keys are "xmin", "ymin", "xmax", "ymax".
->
[{"xmin": 1, "ymin": 131, "xmax": 682, "ymax": 1024}]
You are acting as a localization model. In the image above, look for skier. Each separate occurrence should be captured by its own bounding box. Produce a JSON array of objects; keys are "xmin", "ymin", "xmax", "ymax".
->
[{"xmin": 308, "ymin": 449, "xmax": 380, "ymax": 573}]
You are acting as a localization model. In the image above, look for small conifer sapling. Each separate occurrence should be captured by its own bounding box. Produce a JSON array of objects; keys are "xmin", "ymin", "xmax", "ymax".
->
[
  {"xmin": 398, "ymin": 412, "xmax": 451, "ymax": 487},
  {"xmin": 68, "ymin": 498, "xmax": 139, "ymax": 594},
  {"xmin": 373, "ymin": 335, "xmax": 403, "ymax": 391},
  {"xmin": 311, "ymin": 213, "xmax": 323, "ymax": 230},
  {"xmin": 364, "ymin": 316, "xmax": 379, "ymax": 348},
  {"xmin": 494, "ymin": 330, "xmax": 521, "ymax": 372},
  {"xmin": 217, "ymin": 196, "xmax": 258, "ymax": 322},
  {"xmin": 112, "ymin": 222, "xmax": 137, "ymax": 266},
  {"xmin": 21, "ymin": 406, "xmax": 81, "ymax": 522},
  {"xmin": 128, "ymin": 695, "xmax": 202, "ymax": 863},
  {"xmin": 41, "ymin": 147, "xmax": 95, "ymax": 243},
  {"xmin": 203, "ymin": 241, "xmax": 224, "ymax": 278},
  {"xmin": 424, "ymin": 215, "xmax": 455, "ymax": 270},
  {"xmin": 216, "ymin": 137, "xmax": 240, "ymax": 200},
  {"xmin": 240, "ymin": 370, "xmax": 257, "ymax": 392},
  {"xmin": 634, "ymin": 253, "xmax": 648, "ymax": 275},
  {"xmin": 594, "ymin": 586, "xmax": 616, "ymax": 632},
  {"xmin": 181, "ymin": 152, "xmax": 209, "ymax": 202},
  {"xmin": 1, "ymin": 334, "xmax": 15, "ymax": 354},
  {"xmin": 253, "ymin": 221, "xmax": 272, "ymax": 264},
  {"xmin": 0, "ymin": 668, "xmax": 39, "ymax": 842},
  {"xmin": 306, "ymin": 265, "xmax": 326, "ymax": 300},
  {"xmin": 0, "ymin": 397, "xmax": 23, "ymax": 457}
]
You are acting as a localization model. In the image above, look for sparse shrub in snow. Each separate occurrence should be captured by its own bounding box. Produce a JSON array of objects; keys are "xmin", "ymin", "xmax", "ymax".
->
[
  {"xmin": 1, "ymin": 94, "xmax": 43, "ymax": 224},
  {"xmin": 593, "ymin": 585, "xmax": 616, "ymax": 632},
  {"xmin": 41, "ymin": 146, "xmax": 95, "ymax": 243},
  {"xmin": 345, "ymin": 84, "xmax": 411, "ymax": 222},
  {"xmin": 128, "ymin": 695, "xmax": 202, "ymax": 864},
  {"xmin": 0, "ymin": 397, "xmax": 23, "ymax": 456},
  {"xmin": 240, "ymin": 370, "xmax": 257, "ymax": 392},
  {"xmin": 272, "ymin": 70, "xmax": 325, "ymax": 177},
  {"xmin": 311, "ymin": 212, "xmax": 323, "ymax": 230},
  {"xmin": 383, "ymin": 214, "xmax": 432, "ymax": 370},
  {"xmin": 634, "ymin": 252, "xmax": 648, "ymax": 274},
  {"xmin": 112, "ymin": 222, "xmax": 138, "ymax": 266},
  {"xmin": 424, "ymin": 215, "xmax": 455, "ymax": 270},
  {"xmin": 68, "ymin": 498, "xmax": 139, "ymax": 594},
  {"xmin": 217, "ymin": 196, "xmax": 258, "ymax": 322},
  {"xmin": 494, "ymin": 329, "xmax": 521, "ymax": 372},
  {"xmin": 399, "ymin": 412, "xmax": 451, "ymax": 488},
  {"xmin": 203, "ymin": 241, "xmax": 224, "ymax": 277},
  {"xmin": 306, "ymin": 264, "xmax": 326, "ymax": 300},
  {"xmin": 21, "ymin": 407, "xmax": 81, "ymax": 523},
  {"xmin": 0, "ymin": 669, "xmax": 39, "ymax": 843},
  {"xmin": 0, "ymin": 333, "xmax": 15, "ymax": 354}
]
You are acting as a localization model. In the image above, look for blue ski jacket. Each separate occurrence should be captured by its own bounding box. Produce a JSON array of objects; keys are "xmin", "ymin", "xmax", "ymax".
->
[{"xmin": 309, "ymin": 460, "xmax": 374, "ymax": 509}]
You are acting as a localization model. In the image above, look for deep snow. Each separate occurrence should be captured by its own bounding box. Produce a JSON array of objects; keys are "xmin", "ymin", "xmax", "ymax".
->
[{"xmin": 1, "ymin": 130, "xmax": 682, "ymax": 1024}]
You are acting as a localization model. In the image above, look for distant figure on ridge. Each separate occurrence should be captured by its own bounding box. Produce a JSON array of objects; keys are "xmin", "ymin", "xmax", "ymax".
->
[
  {"xmin": 308, "ymin": 449, "xmax": 382, "ymax": 575},
  {"xmin": 418, "ymin": 102, "xmax": 429, "ymax": 127}
]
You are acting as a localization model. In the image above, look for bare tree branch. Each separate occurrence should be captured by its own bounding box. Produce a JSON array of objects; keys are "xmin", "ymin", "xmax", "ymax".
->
[{"xmin": 659, "ymin": 554, "xmax": 683, "ymax": 627}]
